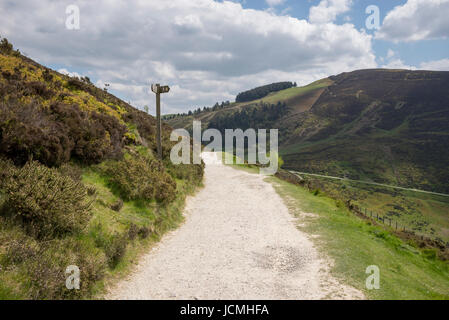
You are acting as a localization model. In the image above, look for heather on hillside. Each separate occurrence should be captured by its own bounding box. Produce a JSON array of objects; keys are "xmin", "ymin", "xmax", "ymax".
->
[{"xmin": 0, "ymin": 38, "xmax": 204, "ymax": 299}]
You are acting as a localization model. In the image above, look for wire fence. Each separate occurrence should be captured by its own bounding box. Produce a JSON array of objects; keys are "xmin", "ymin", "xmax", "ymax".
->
[
  {"xmin": 277, "ymin": 170, "xmax": 449, "ymax": 249},
  {"xmin": 351, "ymin": 204, "xmax": 449, "ymax": 248}
]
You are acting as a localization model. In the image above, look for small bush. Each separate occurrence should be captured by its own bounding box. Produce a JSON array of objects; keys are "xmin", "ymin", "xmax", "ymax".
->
[
  {"xmin": 110, "ymin": 199, "xmax": 123, "ymax": 212},
  {"xmin": 422, "ymin": 248, "xmax": 437, "ymax": 260},
  {"xmin": 138, "ymin": 226, "xmax": 151, "ymax": 239},
  {"xmin": 1, "ymin": 234, "xmax": 106, "ymax": 299},
  {"xmin": 42, "ymin": 69, "xmax": 53, "ymax": 82},
  {"xmin": 0, "ymin": 161, "xmax": 92, "ymax": 239},
  {"xmin": 91, "ymin": 225, "xmax": 128, "ymax": 268},
  {"xmin": 103, "ymin": 154, "xmax": 177, "ymax": 203},
  {"xmin": 58, "ymin": 163, "xmax": 83, "ymax": 182},
  {"xmin": 3, "ymin": 237, "xmax": 39, "ymax": 265},
  {"xmin": 313, "ymin": 189, "xmax": 321, "ymax": 196},
  {"xmin": 335, "ymin": 200, "xmax": 345, "ymax": 208},
  {"xmin": 26, "ymin": 81, "xmax": 55, "ymax": 99},
  {"xmin": 87, "ymin": 186, "xmax": 97, "ymax": 196},
  {"xmin": 104, "ymin": 234, "xmax": 127, "ymax": 268},
  {"xmin": 0, "ymin": 38, "xmax": 13, "ymax": 55},
  {"xmin": 25, "ymin": 238, "xmax": 106, "ymax": 299},
  {"xmin": 128, "ymin": 223, "xmax": 138, "ymax": 240},
  {"xmin": 0, "ymin": 157, "xmax": 14, "ymax": 187}
]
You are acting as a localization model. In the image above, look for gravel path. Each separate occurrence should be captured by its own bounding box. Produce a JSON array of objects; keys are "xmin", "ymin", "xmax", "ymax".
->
[{"xmin": 106, "ymin": 153, "xmax": 364, "ymax": 300}]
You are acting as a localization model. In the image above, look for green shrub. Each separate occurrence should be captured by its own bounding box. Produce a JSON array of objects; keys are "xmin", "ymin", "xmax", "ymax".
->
[
  {"xmin": 0, "ymin": 37, "xmax": 13, "ymax": 55},
  {"xmin": 86, "ymin": 185, "xmax": 97, "ymax": 196},
  {"xmin": 103, "ymin": 154, "xmax": 177, "ymax": 203},
  {"xmin": 91, "ymin": 224, "xmax": 128, "ymax": 268},
  {"xmin": 104, "ymin": 234, "xmax": 128, "ymax": 268},
  {"xmin": 335, "ymin": 200, "xmax": 345, "ymax": 208},
  {"xmin": 165, "ymin": 161, "xmax": 204, "ymax": 183},
  {"xmin": 138, "ymin": 226, "xmax": 151, "ymax": 239},
  {"xmin": 3, "ymin": 236, "xmax": 40, "ymax": 265},
  {"xmin": 0, "ymin": 161, "xmax": 92, "ymax": 239},
  {"xmin": 1, "ymin": 234, "xmax": 106, "ymax": 299},
  {"xmin": 128, "ymin": 223, "xmax": 138, "ymax": 240},
  {"xmin": 110, "ymin": 199, "xmax": 123, "ymax": 212},
  {"xmin": 0, "ymin": 101, "xmax": 126, "ymax": 167},
  {"xmin": 58, "ymin": 163, "xmax": 83, "ymax": 182},
  {"xmin": 25, "ymin": 238, "xmax": 106, "ymax": 299},
  {"xmin": 422, "ymin": 248, "xmax": 437, "ymax": 260}
]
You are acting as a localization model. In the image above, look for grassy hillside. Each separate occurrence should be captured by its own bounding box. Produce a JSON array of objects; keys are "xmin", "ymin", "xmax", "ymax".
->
[
  {"xmin": 0, "ymin": 38, "xmax": 204, "ymax": 299},
  {"xmin": 166, "ymin": 78, "xmax": 331, "ymax": 140},
  {"xmin": 281, "ymin": 69, "xmax": 449, "ymax": 194}
]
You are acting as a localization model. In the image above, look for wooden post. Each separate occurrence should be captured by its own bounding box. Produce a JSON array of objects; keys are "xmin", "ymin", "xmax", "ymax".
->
[
  {"xmin": 151, "ymin": 83, "xmax": 170, "ymax": 160},
  {"xmin": 156, "ymin": 90, "xmax": 162, "ymax": 159}
]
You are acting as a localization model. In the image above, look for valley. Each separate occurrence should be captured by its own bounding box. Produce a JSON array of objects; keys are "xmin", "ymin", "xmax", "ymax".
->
[{"xmin": 166, "ymin": 70, "xmax": 449, "ymax": 246}]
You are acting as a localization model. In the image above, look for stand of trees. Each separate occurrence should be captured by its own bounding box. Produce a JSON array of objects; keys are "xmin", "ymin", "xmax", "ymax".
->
[
  {"xmin": 167, "ymin": 101, "xmax": 231, "ymax": 119},
  {"xmin": 235, "ymin": 82, "xmax": 296, "ymax": 103},
  {"xmin": 208, "ymin": 102, "xmax": 289, "ymax": 133}
]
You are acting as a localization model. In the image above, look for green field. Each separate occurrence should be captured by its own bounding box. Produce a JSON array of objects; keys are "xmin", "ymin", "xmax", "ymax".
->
[{"xmin": 246, "ymin": 78, "xmax": 333, "ymax": 105}]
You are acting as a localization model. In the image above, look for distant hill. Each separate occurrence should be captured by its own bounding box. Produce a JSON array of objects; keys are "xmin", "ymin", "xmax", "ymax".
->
[{"xmin": 166, "ymin": 69, "xmax": 449, "ymax": 193}]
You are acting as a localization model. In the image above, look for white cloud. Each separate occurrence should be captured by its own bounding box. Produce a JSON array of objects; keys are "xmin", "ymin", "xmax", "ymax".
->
[
  {"xmin": 266, "ymin": 0, "xmax": 285, "ymax": 7},
  {"xmin": 309, "ymin": 0, "xmax": 352, "ymax": 24},
  {"xmin": 386, "ymin": 49, "xmax": 396, "ymax": 59},
  {"xmin": 381, "ymin": 59, "xmax": 416, "ymax": 70},
  {"xmin": 420, "ymin": 58, "xmax": 449, "ymax": 71},
  {"xmin": 0, "ymin": 0, "xmax": 376, "ymax": 113},
  {"xmin": 381, "ymin": 56, "xmax": 449, "ymax": 72},
  {"xmin": 376, "ymin": 0, "xmax": 449, "ymax": 42},
  {"xmin": 58, "ymin": 68, "xmax": 82, "ymax": 78}
]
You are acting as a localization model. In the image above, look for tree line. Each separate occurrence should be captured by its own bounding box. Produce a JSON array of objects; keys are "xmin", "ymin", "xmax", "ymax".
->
[
  {"xmin": 163, "ymin": 101, "xmax": 231, "ymax": 120},
  {"xmin": 235, "ymin": 81, "xmax": 297, "ymax": 103},
  {"xmin": 208, "ymin": 101, "xmax": 289, "ymax": 133}
]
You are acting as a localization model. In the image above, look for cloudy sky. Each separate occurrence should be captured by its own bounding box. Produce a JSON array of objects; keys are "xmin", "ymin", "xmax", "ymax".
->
[{"xmin": 1, "ymin": 0, "xmax": 448, "ymax": 114}]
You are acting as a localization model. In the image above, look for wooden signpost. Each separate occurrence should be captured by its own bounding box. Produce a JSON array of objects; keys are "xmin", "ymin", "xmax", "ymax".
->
[{"xmin": 151, "ymin": 83, "xmax": 170, "ymax": 159}]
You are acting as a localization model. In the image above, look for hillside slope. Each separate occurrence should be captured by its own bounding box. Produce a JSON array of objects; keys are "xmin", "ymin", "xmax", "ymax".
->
[
  {"xmin": 167, "ymin": 69, "xmax": 449, "ymax": 193},
  {"xmin": 282, "ymin": 69, "xmax": 449, "ymax": 193},
  {"xmin": 0, "ymin": 38, "xmax": 203, "ymax": 299}
]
